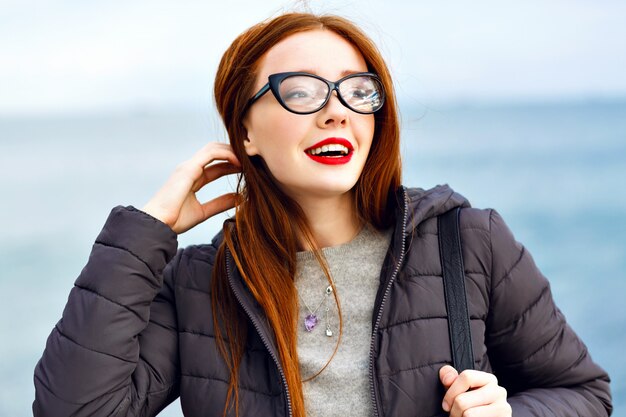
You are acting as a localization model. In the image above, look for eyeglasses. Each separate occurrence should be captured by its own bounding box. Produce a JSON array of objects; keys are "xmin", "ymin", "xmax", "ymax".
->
[{"xmin": 245, "ymin": 72, "xmax": 385, "ymax": 115}]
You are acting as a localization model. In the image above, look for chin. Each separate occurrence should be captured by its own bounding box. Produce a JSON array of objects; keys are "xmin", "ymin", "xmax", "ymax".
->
[
  {"xmin": 302, "ymin": 181, "xmax": 358, "ymax": 199},
  {"xmin": 272, "ymin": 166, "xmax": 363, "ymax": 198}
]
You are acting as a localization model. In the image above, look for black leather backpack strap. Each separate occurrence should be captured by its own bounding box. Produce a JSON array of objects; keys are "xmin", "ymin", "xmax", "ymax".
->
[{"xmin": 438, "ymin": 207, "xmax": 475, "ymax": 372}]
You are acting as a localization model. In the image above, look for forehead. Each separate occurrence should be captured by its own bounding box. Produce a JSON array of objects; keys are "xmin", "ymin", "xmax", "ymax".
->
[{"xmin": 255, "ymin": 29, "xmax": 368, "ymax": 84}]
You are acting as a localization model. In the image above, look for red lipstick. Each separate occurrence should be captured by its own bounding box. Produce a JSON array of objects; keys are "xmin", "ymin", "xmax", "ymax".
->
[{"xmin": 304, "ymin": 137, "xmax": 354, "ymax": 165}]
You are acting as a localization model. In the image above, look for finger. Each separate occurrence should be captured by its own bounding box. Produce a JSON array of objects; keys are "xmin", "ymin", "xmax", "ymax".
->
[
  {"xmin": 439, "ymin": 365, "xmax": 458, "ymax": 389},
  {"xmin": 172, "ymin": 144, "xmax": 240, "ymax": 192},
  {"xmin": 451, "ymin": 401, "xmax": 512, "ymax": 417},
  {"xmin": 442, "ymin": 370, "xmax": 498, "ymax": 413},
  {"xmin": 200, "ymin": 192, "xmax": 238, "ymax": 220},
  {"xmin": 191, "ymin": 162, "xmax": 241, "ymax": 192},
  {"xmin": 448, "ymin": 384, "xmax": 507, "ymax": 417},
  {"xmin": 191, "ymin": 142, "xmax": 241, "ymax": 168}
]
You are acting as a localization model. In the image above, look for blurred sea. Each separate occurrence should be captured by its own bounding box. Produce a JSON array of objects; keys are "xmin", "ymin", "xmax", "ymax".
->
[{"xmin": 1, "ymin": 99, "xmax": 625, "ymax": 416}]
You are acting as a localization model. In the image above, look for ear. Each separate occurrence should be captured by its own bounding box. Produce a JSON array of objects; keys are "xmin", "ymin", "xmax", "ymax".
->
[
  {"xmin": 243, "ymin": 135, "xmax": 260, "ymax": 157},
  {"xmin": 242, "ymin": 120, "xmax": 260, "ymax": 157}
]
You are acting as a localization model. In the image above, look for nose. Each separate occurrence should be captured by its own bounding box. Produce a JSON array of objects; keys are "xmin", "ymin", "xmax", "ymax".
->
[{"xmin": 317, "ymin": 91, "xmax": 348, "ymax": 128}]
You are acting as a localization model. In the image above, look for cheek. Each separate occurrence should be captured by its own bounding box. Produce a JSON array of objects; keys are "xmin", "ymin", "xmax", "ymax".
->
[
  {"xmin": 356, "ymin": 115, "xmax": 376, "ymax": 152},
  {"xmin": 252, "ymin": 112, "xmax": 307, "ymax": 159}
]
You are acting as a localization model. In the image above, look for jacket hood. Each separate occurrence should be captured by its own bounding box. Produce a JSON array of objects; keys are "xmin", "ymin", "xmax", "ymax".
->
[{"xmin": 399, "ymin": 185, "xmax": 470, "ymax": 237}]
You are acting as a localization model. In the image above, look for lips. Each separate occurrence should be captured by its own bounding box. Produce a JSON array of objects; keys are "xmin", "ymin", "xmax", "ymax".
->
[{"xmin": 304, "ymin": 137, "xmax": 354, "ymax": 165}]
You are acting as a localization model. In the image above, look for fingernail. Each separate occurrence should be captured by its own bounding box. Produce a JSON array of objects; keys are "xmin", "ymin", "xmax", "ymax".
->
[{"xmin": 442, "ymin": 400, "xmax": 449, "ymax": 412}]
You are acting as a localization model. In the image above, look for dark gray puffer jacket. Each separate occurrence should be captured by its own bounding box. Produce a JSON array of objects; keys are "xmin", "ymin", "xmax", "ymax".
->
[{"xmin": 33, "ymin": 185, "xmax": 612, "ymax": 416}]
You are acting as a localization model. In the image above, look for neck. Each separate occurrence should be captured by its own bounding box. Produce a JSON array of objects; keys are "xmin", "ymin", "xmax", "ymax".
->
[{"xmin": 294, "ymin": 191, "xmax": 362, "ymax": 250}]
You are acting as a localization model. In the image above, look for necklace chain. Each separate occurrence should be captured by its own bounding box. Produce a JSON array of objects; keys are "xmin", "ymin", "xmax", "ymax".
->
[
  {"xmin": 299, "ymin": 285, "xmax": 332, "ymax": 314},
  {"xmin": 298, "ymin": 283, "xmax": 334, "ymax": 337}
]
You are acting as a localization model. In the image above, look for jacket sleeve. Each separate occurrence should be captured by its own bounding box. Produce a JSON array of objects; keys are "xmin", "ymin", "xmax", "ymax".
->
[
  {"xmin": 485, "ymin": 210, "xmax": 612, "ymax": 417},
  {"xmin": 33, "ymin": 206, "xmax": 182, "ymax": 417}
]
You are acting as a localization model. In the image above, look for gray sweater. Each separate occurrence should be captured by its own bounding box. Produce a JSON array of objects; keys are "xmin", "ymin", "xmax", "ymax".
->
[{"xmin": 296, "ymin": 224, "xmax": 393, "ymax": 417}]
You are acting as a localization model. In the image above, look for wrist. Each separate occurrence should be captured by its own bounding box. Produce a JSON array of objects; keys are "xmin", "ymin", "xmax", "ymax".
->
[{"xmin": 140, "ymin": 203, "xmax": 175, "ymax": 230}]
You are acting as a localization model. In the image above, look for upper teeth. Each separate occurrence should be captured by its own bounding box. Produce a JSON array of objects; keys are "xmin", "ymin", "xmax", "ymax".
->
[{"xmin": 307, "ymin": 144, "xmax": 350, "ymax": 155}]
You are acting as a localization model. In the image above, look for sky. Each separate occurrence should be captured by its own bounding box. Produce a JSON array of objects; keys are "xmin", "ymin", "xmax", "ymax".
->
[{"xmin": 1, "ymin": 0, "xmax": 625, "ymax": 115}]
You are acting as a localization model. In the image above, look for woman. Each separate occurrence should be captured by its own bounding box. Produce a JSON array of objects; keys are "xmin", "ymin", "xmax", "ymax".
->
[{"xmin": 33, "ymin": 13, "xmax": 611, "ymax": 417}]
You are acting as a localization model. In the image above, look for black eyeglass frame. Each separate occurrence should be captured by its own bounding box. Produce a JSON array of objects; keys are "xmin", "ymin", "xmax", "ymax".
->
[{"xmin": 244, "ymin": 71, "xmax": 386, "ymax": 115}]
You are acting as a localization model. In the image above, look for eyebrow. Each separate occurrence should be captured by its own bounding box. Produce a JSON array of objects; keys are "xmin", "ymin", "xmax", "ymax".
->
[{"xmin": 295, "ymin": 69, "xmax": 365, "ymax": 77}]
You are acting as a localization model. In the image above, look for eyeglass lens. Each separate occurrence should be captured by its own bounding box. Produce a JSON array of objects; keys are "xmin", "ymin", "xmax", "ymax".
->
[{"xmin": 278, "ymin": 75, "xmax": 383, "ymax": 113}]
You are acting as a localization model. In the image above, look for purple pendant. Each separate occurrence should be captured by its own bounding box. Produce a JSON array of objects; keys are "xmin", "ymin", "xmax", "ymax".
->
[{"xmin": 304, "ymin": 314, "xmax": 319, "ymax": 332}]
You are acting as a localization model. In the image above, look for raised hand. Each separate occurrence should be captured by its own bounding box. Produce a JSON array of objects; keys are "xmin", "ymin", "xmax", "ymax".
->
[
  {"xmin": 440, "ymin": 365, "xmax": 511, "ymax": 417},
  {"xmin": 141, "ymin": 142, "xmax": 241, "ymax": 234}
]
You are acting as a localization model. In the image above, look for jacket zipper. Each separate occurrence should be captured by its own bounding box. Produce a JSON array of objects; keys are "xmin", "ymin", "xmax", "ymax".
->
[
  {"xmin": 369, "ymin": 187, "xmax": 409, "ymax": 417},
  {"xmin": 226, "ymin": 249, "xmax": 294, "ymax": 417}
]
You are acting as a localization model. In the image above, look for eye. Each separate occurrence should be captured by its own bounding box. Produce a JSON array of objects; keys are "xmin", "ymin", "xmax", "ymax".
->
[
  {"xmin": 341, "ymin": 77, "xmax": 380, "ymax": 101},
  {"xmin": 279, "ymin": 75, "xmax": 327, "ymax": 103},
  {"xmin": 352, "ymin": 88, "xmax": 370, "ymax": 98},
  {"xmin": 344, "ymin": 86, "xmax": 375, "ymax": 100},
  {"xmin": 283, "ymin": 88, "xmax": 314, "ymax": 100}
]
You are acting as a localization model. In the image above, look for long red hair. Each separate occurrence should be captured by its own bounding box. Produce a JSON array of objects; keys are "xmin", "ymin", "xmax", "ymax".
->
[{"xmin": 211, "ymin": 13, "xmax": 402, "ymax": 417}]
